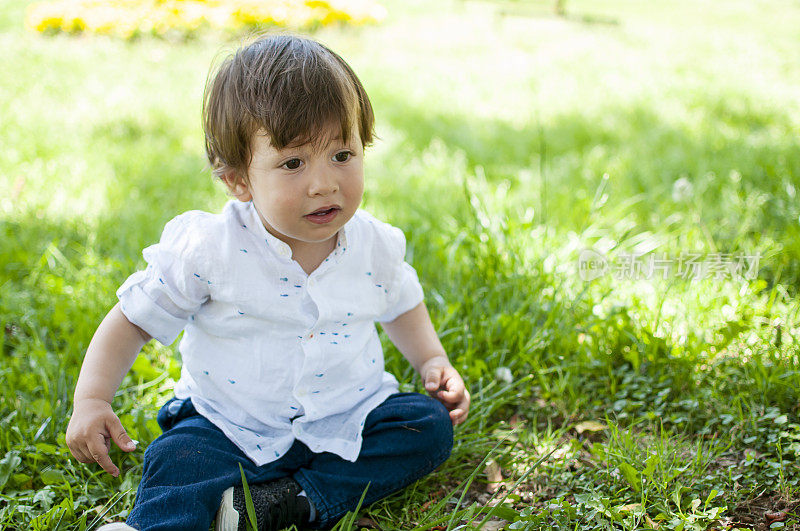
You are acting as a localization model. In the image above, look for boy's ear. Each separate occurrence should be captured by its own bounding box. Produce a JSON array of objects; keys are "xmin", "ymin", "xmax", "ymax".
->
[{"xmin": 220, "ymin": 171, "xmax": 252, "ymax": 202}]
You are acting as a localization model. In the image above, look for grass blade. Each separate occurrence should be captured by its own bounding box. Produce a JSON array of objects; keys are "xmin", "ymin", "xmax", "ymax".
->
[
  {"xmin": 410, "ymin": 427, "xmax": 519, "ymax": 531},
  {"xmin": 472, "ymin": 444, "xmax": 560, "ymax": 529},
  {"xmin": 238, "ymin": 463, "xmax": 258, "ymax": 531},
  {"xmin": 331, "ymin": 483, "xmax": 370, "ymax": 530}
]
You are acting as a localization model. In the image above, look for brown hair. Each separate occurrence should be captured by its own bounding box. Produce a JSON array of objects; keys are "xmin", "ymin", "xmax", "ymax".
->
[{"xmin": 202, "ymin": 33, "xmax": 375, "ymax": 185}]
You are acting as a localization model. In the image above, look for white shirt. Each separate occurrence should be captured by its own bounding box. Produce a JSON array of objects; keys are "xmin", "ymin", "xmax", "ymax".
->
[{"xmin": 117, "ymin": 200, "xmax": 424, "ymax": 465}]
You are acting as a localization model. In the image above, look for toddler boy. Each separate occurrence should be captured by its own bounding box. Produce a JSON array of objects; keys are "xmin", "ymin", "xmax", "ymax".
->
[{"xmin": 66, "ymin": 33, "xmax": 470, "ymax": 530}]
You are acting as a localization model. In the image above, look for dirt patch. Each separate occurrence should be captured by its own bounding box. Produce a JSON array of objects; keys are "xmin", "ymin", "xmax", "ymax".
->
[{"xmin": 727, "ymin": 493, "xmax": 800, "ymax": 530}]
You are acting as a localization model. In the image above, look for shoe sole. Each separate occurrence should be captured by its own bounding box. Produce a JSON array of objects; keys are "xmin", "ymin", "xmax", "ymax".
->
[{"xmin": 215, "ymin": 487, "xmax": 240, "ymax": 531}]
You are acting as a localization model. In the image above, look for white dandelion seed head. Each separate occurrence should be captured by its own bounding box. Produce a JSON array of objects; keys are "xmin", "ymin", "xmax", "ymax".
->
[
  {"xmin": 672, "ymin": 177, "xmax": 694, "ymax": 202},
  {"xmin": 495, "ymin": 367, "xmax": 513, "ymax": 384}
]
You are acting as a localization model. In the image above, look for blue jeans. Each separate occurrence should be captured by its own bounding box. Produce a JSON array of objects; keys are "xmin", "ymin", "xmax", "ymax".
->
[{"xmin": 126, "ymin": 392, "xmax": 453, "ymax": 530}]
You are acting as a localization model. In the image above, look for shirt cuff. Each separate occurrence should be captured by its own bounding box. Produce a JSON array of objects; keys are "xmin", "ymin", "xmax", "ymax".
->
[{"xmin": 117, "ymin": 273, "xmax": 187, "ymax": 346}]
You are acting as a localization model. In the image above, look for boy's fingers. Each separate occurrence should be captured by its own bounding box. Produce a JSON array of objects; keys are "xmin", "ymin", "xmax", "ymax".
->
[
  {"xmin": 439, "ymin": 377, "xmax": 466, "ymax": 401},
  {"xmin": 449, "ymin": 409, "xmax": 466, "ymax": 425},
  {"xmin": 440, "ymin": 385, "xmax": 464, "ymax": 398},
  {"xmin": 106, "ymin": 415, "xmax": 137, "ymax": 452},
  {"xmin": 462, "ymin": 389, "xmax": 471, "ymax": 410},
  {"xmin": 424, "ymin": 367, "xmax": 442, "ymax": 392},
  {"xmin": 71, "ymin": 446, "xmax": 91, "ymax": 463},
  {"xmin": 447, "ymin": 390, "xmax": 471, "ymax": 414},
  {"xmin": 68, "ymin": 434, "xmax": 98, "ymax": 464},
  {"xmin": 87, "ymin": 435, "xmax": 119, "ymax": 477}
]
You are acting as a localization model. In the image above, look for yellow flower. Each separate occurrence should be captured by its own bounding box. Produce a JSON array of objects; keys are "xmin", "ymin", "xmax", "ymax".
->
[
  {"xmin": 25, "ymin": 3, "xmax": 64, "ymax": 34},
  {"xmin": 26, "ymin": 0, "xmax": 387, "ymax": 39}
]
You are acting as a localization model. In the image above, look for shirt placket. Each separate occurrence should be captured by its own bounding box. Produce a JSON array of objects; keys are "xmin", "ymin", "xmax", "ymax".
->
[
  {"xmin": 293, "ymin": 272, "xmax": 332, "ymax": 426},
  {"xmin": 253, "ymin": 212, "xmax": 350, "ymax": 431}
]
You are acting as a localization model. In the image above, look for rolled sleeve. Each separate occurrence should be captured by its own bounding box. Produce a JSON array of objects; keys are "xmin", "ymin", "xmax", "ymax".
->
[
  {"xmin": 118, "ymin": 272, "xmax": 190, "ymax": 345},
  {"xmin": 375, "ymin": 223, "xmax": 425, "ymax": 323},
  {"xmin": 116, "ymin": 214, "xmax": 211, "ymax": 345},
  {"xmin": 376, "ymin": 261, "xmax": 424, "ymax": 323}
]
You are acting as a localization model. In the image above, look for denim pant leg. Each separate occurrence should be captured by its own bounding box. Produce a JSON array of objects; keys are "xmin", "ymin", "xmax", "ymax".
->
[
  {"xmin": 126, "ymin": 398, "xmax": 309, "ymax": 531},
  {"xmin": 294, "ymin": 392, "xmax": 454, "ymax": 529}
]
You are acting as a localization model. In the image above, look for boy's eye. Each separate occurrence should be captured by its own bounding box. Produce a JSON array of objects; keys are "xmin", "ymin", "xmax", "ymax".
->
[
  {"xmin": 333, "ymin": 151, "xmax": 352, "ymax": 163},
  {"xmin": 282, "ymin": 158, "xmax": 302, "ymax": 170}
]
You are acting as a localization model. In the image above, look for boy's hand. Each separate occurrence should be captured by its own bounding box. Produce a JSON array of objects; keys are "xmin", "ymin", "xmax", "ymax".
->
[
  {"xmin": 65, "ymin": 398, "xmax": 137, "ymax": 477},
  {"xmin": 421, "ymin": 357, "xmax": 471, "ymax": 426}
]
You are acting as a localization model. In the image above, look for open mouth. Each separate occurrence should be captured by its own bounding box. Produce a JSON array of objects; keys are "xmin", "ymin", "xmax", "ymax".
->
[{"xmin": 305, "ymin": 206, "xmax": 341, "ymax": 224}]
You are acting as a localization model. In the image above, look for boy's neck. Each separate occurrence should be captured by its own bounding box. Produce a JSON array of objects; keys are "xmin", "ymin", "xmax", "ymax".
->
[{"xmin": 290, "ymin": 234, "xmax": 339, "ymax": 276}]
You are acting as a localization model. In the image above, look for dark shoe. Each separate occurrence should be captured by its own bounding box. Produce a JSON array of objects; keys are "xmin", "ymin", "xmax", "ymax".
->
[{"xmin": 216, "ymin": 477, "xmax": 310, "ymax": 531}]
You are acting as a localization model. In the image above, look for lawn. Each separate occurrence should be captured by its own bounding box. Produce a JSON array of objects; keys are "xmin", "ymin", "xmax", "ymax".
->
[{"xmin": 1, "ymin": 0, "xmax": 799, "ymax": 529}]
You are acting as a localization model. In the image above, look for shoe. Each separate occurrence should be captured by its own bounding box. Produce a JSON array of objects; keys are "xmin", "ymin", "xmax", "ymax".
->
[
  {"xmin": 216, "ymin": 477, "xmax": 310, "ymax": 531},
  {"xmin": 96, "ymin": 524, "xmax": 136, "ymax": 530}
]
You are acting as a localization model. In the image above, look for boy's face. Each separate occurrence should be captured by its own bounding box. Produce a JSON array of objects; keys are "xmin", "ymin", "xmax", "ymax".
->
[{"xmin": 225, "ymin": 124, "xmax": 364, "ymax": 255}]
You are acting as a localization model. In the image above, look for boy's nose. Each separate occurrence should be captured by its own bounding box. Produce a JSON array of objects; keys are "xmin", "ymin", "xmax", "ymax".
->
[{"xmin": 308, "ymin": 170, "xmax": 339, "ymax": 196}]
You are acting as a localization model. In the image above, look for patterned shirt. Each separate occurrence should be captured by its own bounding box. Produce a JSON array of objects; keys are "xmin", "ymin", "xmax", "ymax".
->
[{"xmin": 117, "ymin": 200, "xmax": 424, "ymax": 465}]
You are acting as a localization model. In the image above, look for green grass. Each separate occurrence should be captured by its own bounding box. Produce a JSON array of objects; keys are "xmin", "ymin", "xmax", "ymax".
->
[{"xmin": 2, "ymin": 0, "xmax": 800, "ymax": 528}]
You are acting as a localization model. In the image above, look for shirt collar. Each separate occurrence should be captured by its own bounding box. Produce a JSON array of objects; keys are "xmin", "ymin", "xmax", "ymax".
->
[{"xmin": 244, "ymin": 201, "xmax": 353, "ymax": 262}]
